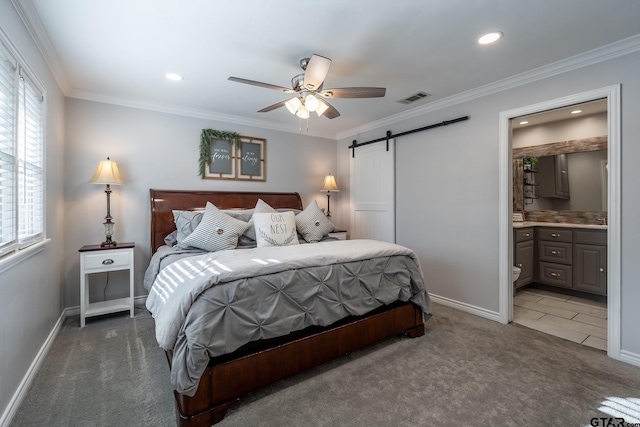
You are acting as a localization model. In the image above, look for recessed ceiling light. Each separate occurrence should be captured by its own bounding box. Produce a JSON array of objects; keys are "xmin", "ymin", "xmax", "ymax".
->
[
  {"xmin": 571, "ymin": 109, "xmax": 582, "ymax": 114},
  {"xmin": 478, "ymin": 32, "xmax": 503, "ymax": 45},
  {"xmin": 519, "ymin": 121, "xmax": 529, "ymax": 125},
  {"xmin": 165, "ymin": 73, "xmax": 183, "ymax": 81}
]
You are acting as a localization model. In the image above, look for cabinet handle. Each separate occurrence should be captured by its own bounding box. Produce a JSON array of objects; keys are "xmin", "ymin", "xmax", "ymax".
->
[
  {"xmin": 599, "ymin": 268, "xmax": 604, "ymax": 272},
  {"xmin": 550, "ymin": 272, "xmax": 559, "ymax": 277},
  {"xmin": 550, "ymin": 233, "xmax": 559, "ymax": 237},
  {"xmin": 102, "ymin": 259, "xmax": 114, "ymax": 265},
  {"xmin": 550, "ymin": 250, "xmax": 558, "ymax": 254},
  {"xmin": 517, "ymin": 263, "xmax": 522, "ymax": 267},
  {"xmin": 524, "ymin": 233, "xmax": 530, "ymax": 237}
]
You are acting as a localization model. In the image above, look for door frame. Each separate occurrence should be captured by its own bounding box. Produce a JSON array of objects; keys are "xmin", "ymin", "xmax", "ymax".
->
[{"xmin": 498, "ymin": 84, "xmax": 621, "ymax": 359}]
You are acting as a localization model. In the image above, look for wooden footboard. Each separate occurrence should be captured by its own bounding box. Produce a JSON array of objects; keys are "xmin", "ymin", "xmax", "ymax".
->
[{"xmin": 170, "ymin": 301, "xmax": 424, "ymax": 426}]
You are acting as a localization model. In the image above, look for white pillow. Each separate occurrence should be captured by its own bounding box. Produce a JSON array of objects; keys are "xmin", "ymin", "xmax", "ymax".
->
[
  {"xmin": 180, "ymin": 202, "xmax": 250, "ymax": 252},
  {"xmin": 253, "ymin": 212, "xmax": 300, "ymax": 247},
  {"xmin": 295, "ymin": 200, "xmax": 335, "ymax": 243},
  {"xmin": 245, "ymin": 198, "xmax": 277, "ymax": 240}
]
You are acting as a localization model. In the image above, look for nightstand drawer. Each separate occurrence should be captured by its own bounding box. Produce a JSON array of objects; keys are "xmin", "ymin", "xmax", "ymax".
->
[{"xmin": 83, "ymin": 250, "xmax": 131, "ymax": 271}]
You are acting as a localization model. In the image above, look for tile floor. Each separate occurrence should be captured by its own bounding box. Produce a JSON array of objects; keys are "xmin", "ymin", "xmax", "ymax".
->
[{"xmin": 513, "ymin": 287, "xmax": 607, "ymax": 351}]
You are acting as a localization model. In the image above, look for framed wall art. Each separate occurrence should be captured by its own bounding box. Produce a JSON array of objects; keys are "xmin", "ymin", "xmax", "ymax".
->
[
  {"xmin": 237, "ymin": 136, "xmax": 266, "ymax": 181},
  {"xmin": 199, "ymin": 129, "xmax": 266, "ymax": 181}
]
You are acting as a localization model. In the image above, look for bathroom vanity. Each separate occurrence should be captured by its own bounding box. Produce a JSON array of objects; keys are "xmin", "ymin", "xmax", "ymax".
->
[{"xmin": 513, "ymin": 223, "xmax": 607, "ymax": 296}]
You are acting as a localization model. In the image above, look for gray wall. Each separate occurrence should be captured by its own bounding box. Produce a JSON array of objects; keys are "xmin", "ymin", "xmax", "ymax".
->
[
  {"xmin": 63, "ymin": 99, "xmax": 337, "ymax": 307},
  {"xmin": 338, "ymin": 50, "xmax": 640, "ymax": 356},
  {"xmin": 0, "ymin": 0, "xmax": 66, "ymax": 420}
]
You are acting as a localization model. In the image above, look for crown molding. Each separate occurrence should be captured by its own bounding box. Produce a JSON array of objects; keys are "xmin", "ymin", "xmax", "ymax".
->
[
  {"xmin": 336, "ymin": 33, "xmax": 640, "ymax": 141},
  {"xmin": 69, "ymin": 88, "xmax": 336, "ymax": 138},
  {"xmin": 12, "ymin": 0, "xmax": 72, "ymax": 95}
]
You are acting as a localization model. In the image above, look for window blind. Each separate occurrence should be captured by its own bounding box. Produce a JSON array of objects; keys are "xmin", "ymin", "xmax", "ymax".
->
[
  {"xmin": 17, "ymin": 71, "xmax": 44, "ymax": 247},
  {"xmin": 0, "ymin": 38, "xmax": 45, "ymax": 258},
  {"xmin": 0, "ymin": 44, "xmax": 17, "ymax": 255}
]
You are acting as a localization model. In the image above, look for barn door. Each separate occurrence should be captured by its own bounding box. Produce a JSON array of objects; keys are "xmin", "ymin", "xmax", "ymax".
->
[{"xmin": 349, "ymin": 139, "xmax": 395, "ymax": 242}]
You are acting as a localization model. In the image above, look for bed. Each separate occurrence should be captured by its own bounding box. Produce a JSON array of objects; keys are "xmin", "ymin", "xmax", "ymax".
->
[{"xmin": 145, "ymin": 189, "xmax": 432, "ymax": 426}]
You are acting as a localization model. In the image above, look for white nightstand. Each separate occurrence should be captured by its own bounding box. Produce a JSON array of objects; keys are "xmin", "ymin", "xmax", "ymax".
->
[
  {"xmin": 79, "ymin": 242, "xmax": 135, "ymax": 327},
  {"xmin": 328, "ymin": 229, "xmax": 348, "ymax": 240}
]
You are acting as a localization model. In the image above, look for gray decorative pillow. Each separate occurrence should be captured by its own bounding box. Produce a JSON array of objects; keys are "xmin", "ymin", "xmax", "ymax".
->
[
  {"xmin": 253, "ymin": 212, "xmax": 300, "ymax": 247},
  {"xmin": 296, "ymin": 200, "xmax": 335, "ymax": 243},
  {"xmin": 245, "ymin": 199, "xmax": 277, "ymax": 240},
  {"xmin": 164, "ymin": 230, "xmax": 178, "ymax": 247},
  {"xmin": 180, "ymin": 202, "xmax": 250, "ymax": 252},
  {"xmin": 173, "ymin": 209, "xmax": 205, "ymax": 249}
]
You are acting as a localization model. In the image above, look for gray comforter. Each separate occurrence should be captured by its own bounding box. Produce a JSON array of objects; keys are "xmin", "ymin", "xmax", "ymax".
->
[{"xmin": 145, "ymin": 239, "xmax": 432, "ymax": 396}]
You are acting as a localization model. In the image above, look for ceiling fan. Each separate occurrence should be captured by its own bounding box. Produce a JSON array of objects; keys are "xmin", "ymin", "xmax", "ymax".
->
[{"xmin": 228, "ymin": 54, "xmax": 386, "ymax": 120}]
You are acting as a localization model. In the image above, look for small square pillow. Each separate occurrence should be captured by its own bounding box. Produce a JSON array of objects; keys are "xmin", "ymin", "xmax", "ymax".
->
[
  {"xmin": 245, "ymin": 198, "xmax": 277, "ymax": 240},
  {"xmin": 296, "ymin": 200, "xmax": 335, "ymax": 243},
  {"xmin": 173, "ymin": 209, "xmax": 205, "ymax": 249},
  {"xmin": 253, "ymin": 211, "xmax": 300, "ymax": 247},
  {"xmin": 180, "ymin": 202, "xmax": 250, "ymax": 252}
]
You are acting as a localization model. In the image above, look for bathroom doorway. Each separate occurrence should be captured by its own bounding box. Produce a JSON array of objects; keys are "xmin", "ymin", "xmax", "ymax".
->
[{"xmin": 498, "ymin": 85, "xmax": 621, "ymax": 359}]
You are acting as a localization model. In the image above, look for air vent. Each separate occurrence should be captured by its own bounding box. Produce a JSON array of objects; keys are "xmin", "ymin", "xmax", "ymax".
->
[{"xmin": 397, "ymin": 91, "xmax": 431, "ymax": 105}]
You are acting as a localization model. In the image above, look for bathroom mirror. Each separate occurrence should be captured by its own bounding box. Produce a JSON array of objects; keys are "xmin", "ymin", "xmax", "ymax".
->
[{"xmin": 513, "ymin": 136, "xmax": 608, "ymax": 213}]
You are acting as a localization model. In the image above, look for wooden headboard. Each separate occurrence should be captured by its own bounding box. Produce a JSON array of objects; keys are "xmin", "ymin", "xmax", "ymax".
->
[{"xmin": 149, "ymin": 189, "xmax": 303, "ymax": 253}]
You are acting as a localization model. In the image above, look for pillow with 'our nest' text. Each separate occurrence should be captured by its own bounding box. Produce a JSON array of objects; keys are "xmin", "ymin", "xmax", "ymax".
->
[{"xmin": 252, "ymin": 212, "xmax": 300, "ymax": 247}]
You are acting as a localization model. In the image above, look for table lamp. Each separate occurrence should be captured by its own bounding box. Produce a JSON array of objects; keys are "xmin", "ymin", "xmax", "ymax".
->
[
  {"xmin": 320, "ymin": 174, "xmax": 339, "ymax": 218},
  {"xmin": 89, "ymin": 157, "xmax": 124, "ymax": 247}
]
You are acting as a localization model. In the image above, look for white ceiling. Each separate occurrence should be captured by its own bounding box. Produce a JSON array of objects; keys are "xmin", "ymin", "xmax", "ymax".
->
[{"xmin": 16, "ymin": 0, "xmax": 640, "ymax": 139}]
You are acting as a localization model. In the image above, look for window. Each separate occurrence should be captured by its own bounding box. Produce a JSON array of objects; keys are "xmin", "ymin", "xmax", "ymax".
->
[{"xmin": 0, "ymin": 39, "xmax": 45, "ymax": 260}]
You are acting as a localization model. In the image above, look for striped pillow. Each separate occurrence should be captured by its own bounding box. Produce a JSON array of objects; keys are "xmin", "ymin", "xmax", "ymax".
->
[
  {"xmin": 180, "ymin": 202, "xmax": 250, "ymax": 252},
  {"xmin": 295, "ymin": 200, "xmax": 335, "ymax": 243},
  {"xmin": 253, "ymin": 212, "xmax": 300, "ymax": 247}
]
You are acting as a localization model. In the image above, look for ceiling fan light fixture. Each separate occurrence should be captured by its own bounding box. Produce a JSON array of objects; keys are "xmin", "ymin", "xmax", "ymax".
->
[
  {"xmin": 285, "ymin": 97, "xmax": 303, "ymax": 115},
  {"xmin": 296, "ymin": 105, "xmax": 310, "ymax": 119},
  {"xmin": 305, "ymin": 94, "xmax": 319, "ymax": 112}
]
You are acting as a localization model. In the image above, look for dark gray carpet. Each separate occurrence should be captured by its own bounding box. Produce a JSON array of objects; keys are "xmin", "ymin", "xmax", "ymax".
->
[{"xmin": 9, "ymin": 303, "xmax": 640, "ymax": 427}]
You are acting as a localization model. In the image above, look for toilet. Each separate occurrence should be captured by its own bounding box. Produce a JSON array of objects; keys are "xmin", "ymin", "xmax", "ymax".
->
[{"xmin": 512, "ymin": 266, "xmax": 522, "ymax": 284}]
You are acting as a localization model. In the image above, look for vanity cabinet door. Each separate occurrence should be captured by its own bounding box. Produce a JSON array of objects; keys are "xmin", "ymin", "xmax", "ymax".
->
[
  {"xmin": 515, "ymin": 240, "xmax": 534, "ymax": 288},
  {"xmin": 574, "ymin": 244, "xmax": 607, "ymax": 295}
]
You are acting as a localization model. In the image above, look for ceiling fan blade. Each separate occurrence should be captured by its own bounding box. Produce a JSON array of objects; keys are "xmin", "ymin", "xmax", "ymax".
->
[
  {"xmin": 257, "ymin": 99, "xmax": 289, "ymax": 113},
  {"xmin": 317, "ymin": 98, "xmax": 340, "ymax": 119},
  {"xmin": 228, "ymin": 77, "xmax": 293, "ymax": 93},
  {"xmin": 303, "ymin": 54, "xmax": 331, "ymax": 91},
  {"xmin": 319, "ymin": 87, "xmax": 386, "ymax": 98}
]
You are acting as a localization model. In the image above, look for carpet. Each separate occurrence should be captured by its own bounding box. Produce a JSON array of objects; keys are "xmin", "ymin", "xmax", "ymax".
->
[{"xmin": 9, "ymin": 304, "xmax": 640, "ymax": 426}]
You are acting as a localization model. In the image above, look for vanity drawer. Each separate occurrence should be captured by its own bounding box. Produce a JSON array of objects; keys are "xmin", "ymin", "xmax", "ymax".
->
[
  {"xmin": 538, "ymin": 241, "xmax": 572, "ymax": 265},
  {"xmin": 574, "ymin": 230, "xmax": 607, "ymax": 245},
  {"xmin": 514, "ymin": 227, "xmax": 534, "ymax": 242},
  {"xmin": 538, "ymin": 262, "xmax": 573, "ymax": 289},
  {"xmin": 537, "ymin": 228, "xmax": 572, "ymax": 243}
]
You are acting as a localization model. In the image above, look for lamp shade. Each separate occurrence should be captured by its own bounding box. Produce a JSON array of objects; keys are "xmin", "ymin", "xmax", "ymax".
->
[
  {"xmin": 89, "ymin": 157, "xmax": 124, "ymax": 185},
  {"xmin": 321, "ymin": 174, "xmax": 339, "ymax": 192}
]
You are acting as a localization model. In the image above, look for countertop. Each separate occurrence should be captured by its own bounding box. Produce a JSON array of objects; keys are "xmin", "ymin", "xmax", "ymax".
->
[{"xmin": 513, "ymin": 221, "xmax": 607, "ymax": 230}]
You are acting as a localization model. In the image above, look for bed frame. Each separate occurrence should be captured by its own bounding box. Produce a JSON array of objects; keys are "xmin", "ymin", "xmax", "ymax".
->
[{"xmin": 149, "ymin": 189, "xmax": 425, "ymax": 426}]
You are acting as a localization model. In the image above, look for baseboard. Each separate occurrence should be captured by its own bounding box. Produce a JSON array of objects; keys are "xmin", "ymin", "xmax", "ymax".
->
[
  {"xmin": 430, "ymin": 293, "xmax": 501, "ymax": 322},
  {"xmin": 620, "ymin": 350, "xmax": 640, "ymax": 368},
  {"xmin": 0, "ymin": 308, "xmax": 66, "ymax": 427}
]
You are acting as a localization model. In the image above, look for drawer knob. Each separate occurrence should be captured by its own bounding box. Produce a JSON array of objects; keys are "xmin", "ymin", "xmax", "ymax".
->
[
  {"xmin": 599, "ymin": 268, "xmax": 604, "ymax": 272},
  {"xmin": 550, "ymin": 250, "xmax": 558, "ymax": 254},
  {"xmin": 517, "ymin": 263, "xmax": 522, "ymax": 267},
  {"xmin": 550, "ymin": 233, "xmax": 559, "ymax": 237},
  {"xmin": 102, "ymin": 259, "xmax": 114, "ymax": 265},
  {"xmin": 524, "ymin": 233, "xmax": 530, "ymax": 237},
  {"xmin": 550, "ymin": 272, "xmax": 559, "ymax": 277}
]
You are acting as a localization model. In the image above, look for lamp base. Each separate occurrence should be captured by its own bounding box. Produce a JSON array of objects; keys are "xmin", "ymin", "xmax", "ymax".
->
[{"xmin": 100, "ymin": 237, "xmax": 117, "ymax": 248}]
